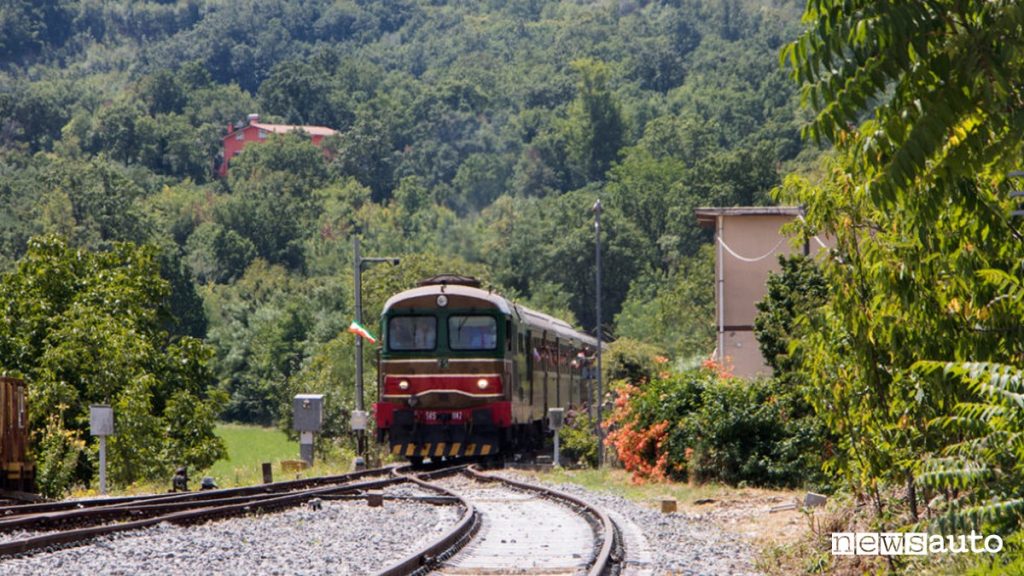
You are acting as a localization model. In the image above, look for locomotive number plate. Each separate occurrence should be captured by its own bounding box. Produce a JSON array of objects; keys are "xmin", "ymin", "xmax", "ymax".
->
[{"xmin": 424, "ymin": 411, "xmax": 464, "ymax": 423}]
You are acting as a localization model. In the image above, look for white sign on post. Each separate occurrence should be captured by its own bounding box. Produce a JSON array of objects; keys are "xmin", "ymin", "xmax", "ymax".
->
[{"xmin": 90, "ymin": 405, "xmax": 114, "ymax": 495}]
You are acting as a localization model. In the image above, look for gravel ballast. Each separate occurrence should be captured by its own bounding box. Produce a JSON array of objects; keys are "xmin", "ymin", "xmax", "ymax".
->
[
  {"xmin": 496, "ymin": 470, "xmax": 762, "ymax": 576},
  {"xmin": 0, "ymin": 472, "xmax": 762, "ymax": 575},
  {"xmin": 0, "ymin": 486, "xmax": 461, "ymax": 576}
]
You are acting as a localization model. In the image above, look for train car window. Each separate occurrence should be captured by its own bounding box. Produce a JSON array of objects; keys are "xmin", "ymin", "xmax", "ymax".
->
[
  {"xmin": 448, "ymin": 315, "xmax": 498, "ymax": 350},
  {"xmin": 388, "ymin": 316, "xmax": 437, "ymax": 351},
  {"xmin": 506, "ymin": 320, "xmax": 513, "ymax": 351}
]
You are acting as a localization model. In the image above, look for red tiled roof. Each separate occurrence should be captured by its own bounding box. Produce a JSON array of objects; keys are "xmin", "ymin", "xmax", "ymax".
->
[{"xmin": 250, "ymin": 122, "xmax": 337, "ymax": 137}]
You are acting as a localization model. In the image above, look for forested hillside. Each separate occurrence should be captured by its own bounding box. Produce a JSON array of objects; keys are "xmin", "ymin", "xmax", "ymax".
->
[{"xmin": 0, "ymin": 0, "xmax": 811, "ymax": 431}]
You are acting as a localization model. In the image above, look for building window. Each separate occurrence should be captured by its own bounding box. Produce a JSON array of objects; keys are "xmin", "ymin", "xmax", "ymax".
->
[
  {"xmin": 258, "ymin": 129, "xmax": 267, "ymax": 139},
  {"xmin": 235, "ymin": 132, "xmax": 244, "ymax": 141}
]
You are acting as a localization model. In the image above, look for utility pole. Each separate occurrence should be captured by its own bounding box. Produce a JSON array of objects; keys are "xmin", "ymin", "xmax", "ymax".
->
[
  {"xmin": 353, "ymin": 235, "xmax": 399, "ymax": 460},
  {"xmin": 593, "ymin": 198, "xmax": 604, "ymax": 468}
]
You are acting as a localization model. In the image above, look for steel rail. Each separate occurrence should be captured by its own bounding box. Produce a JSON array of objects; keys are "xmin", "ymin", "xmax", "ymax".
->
[
  {"xmin": 0, "ymin": 476, "xmax": 406, "ymax": 558},
  {"xmin": 464, "ymin": 467, "xmax": 621, "ymax": 576},
  {"xmin": 374, "ymin": 464, "xmax": 621, "ymax": 576},
  {"xmin": 0, "ymin": 476, "xmax": 397, "ymax": 533},
  {"xmin": 373, "ymin": 466, "xmax": 479, "ymax": 576},
  {"xmin": 0, "ymin": 465, "xmax": 398, "ymax": 519}
]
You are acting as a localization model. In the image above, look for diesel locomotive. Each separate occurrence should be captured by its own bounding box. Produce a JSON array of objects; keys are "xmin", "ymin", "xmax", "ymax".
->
[{"xmin": 375, "ymin": 275, "xmax": 597, "ymax": 463}]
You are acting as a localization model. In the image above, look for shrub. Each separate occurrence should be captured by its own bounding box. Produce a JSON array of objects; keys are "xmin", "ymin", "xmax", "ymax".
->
[
  {"xmin": 604, "ymin": 338, "xmax": 666, "ymax": 383},
  {"xmin": 690, "ymin": 376, "xmax": 830, "ymax": 487},
  {"xmin": 604, "ymin": 365, "xmax": 829, "ymax": 487},
  {"xmin": 604, "ymin": 367, "xmax": 711, "ymax": 482},
  {"xmin": 35, "ymin": 413, "xmax": 85, "ymax": 498},
  {"xmin": 558, "ymin": 409, "xmax": 598, "ymax": 467}
]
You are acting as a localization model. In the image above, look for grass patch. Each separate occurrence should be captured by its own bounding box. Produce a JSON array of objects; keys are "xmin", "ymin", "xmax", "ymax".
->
[
  {"xmin": 74, "ymin": 423, "xmax": 359, "ymax": 496},
  {"xmin": 202, "ymin": 423, "xmax": 300, "ymax": 486},
  {"xmin": 199, "ymin": 423, "xmax": 359, "ymax": 488},
  {"xmin": 524, "ymin": 467, "xmax": 730, "ymax": 504}
]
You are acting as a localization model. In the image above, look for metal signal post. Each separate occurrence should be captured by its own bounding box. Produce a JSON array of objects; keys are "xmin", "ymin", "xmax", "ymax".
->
[
  {"xmin": 353, "ymin": 235, "xmax": 400, "ymax": 459},
  {"xmin": 593, "ymin": 198, "xmax": 604, "ymax": 468}
]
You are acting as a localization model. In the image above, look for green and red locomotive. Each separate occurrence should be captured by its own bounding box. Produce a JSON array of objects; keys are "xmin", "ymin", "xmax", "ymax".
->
[{"xmin": 375, "ymin": 276, "xmax": 597, "ymax": 463}]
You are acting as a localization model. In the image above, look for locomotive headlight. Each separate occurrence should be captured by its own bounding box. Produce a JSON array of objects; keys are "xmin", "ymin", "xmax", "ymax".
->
[
  {"xmin": 398, "ymin": 380, "xmax": 410, "ymax": 391},
  {"xmin": 477, "ymin": 378, "xmax": 489, "ymax": 390}
]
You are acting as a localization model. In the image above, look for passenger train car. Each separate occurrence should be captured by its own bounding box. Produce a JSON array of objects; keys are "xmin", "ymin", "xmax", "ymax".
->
[{"xmin": 375, "ymin": 276, "xmax": 597, "ymax": 462}]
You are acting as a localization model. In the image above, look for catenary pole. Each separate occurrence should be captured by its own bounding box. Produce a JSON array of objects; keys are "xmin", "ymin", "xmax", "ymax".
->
[
  {"xmin": 352, "ymin": 235, "xmax": 400, "ymax": 460},
  {"xmin": 593, "ymin": 198, "xmax": 604, "ymax": 468},
  {"xmin": 353, "ymin": 235, "xmax": 366, "ymax": 457}
]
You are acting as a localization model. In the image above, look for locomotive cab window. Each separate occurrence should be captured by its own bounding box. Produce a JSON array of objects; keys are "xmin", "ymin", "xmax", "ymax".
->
[
  {"xmin": 449, "ymin": 315, "xmax": 498, "ymax": 350},
  {"xmin": 388, "ymin": 316, "xmax": 437, "ymax": 351}
]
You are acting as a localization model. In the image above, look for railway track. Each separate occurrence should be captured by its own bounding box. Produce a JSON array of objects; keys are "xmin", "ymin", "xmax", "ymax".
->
[
  {"xmin": 0, "ymin": 464, "xmax": 642, "ymax": 575},
  {"xmin": 377, "ymin": 465, "xmax": 623, "ymax": 576},
  {"xmin": 0, "ymin": 466, "xmax": 403, "ymax": 557}
]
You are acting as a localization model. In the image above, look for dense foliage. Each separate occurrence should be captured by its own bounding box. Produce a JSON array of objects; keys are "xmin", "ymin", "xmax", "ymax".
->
[
  {"xmin": 0, "ymin": 0, "xmax": 811, "ymax": 454},
  {"xmin": 754, "ymin": 253, "xmax": 827, "ymax": 377},
  {"xmin": 602, "ymin": 359, "xmax": 825, "ymax": 487},
  {"xmin": 0, "ymin": 236, "xmax": 225, "ymax": 494},
  {"xmin": 780, "ymin": 2, "xmax": 1024, "ymax": 572}
]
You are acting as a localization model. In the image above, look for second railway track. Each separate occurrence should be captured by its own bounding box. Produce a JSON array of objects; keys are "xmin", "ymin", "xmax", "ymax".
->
[{"xmin": 0, "ymin": 465, "xmax": 403, "ymax": 557}]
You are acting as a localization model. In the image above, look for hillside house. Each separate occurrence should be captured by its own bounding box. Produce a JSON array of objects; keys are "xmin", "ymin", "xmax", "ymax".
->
[{"xmin": 219, "ymin": 114, "xmax": 337, "ymax": 176}]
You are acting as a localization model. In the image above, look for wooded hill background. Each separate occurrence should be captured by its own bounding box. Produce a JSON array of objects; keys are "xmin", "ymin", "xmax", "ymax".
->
[{"xmin": 0, "ymin": 0, "xmax": 813, "ymax": 426}]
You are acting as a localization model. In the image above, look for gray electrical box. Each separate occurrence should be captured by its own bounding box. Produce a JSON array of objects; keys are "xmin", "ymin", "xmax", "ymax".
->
[
  {"xmin": 90, "ymin": 405, "xmax": 114, "ymax": 436},
  {"xmin": 293, "ymin": 394, "xmax": 324, "ymax": 432},
  {"xmin": 548, "ymin": 407, "xmax": 565, "ymax": 431}
]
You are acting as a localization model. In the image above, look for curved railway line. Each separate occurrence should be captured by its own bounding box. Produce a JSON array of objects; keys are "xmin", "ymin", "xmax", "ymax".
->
[
  {"xmin": 371, "ymin": 465, "xmax": 622, "ymax": 575},
  {"xmin": 0, "ymin": 465, "xmax": 634, "ymax": 575}
]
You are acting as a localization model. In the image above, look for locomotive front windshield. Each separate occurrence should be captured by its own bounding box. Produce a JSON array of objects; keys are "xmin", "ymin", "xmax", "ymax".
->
[
  {"xmin": 388, "ymin": 316, "xmax": 437, "ymax": 351},
  {"xmin": 448, "ymin": 315, "xmax": 497, "ymax": 350}
]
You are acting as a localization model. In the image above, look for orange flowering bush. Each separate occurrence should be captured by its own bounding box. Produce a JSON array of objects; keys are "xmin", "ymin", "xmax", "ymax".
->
[
  {"xmin": 602, "ymin": 362, "xmax": 826, "ymax": 488},
  {"xmin": 701, "ymin": 357, "xmax": 733, "ymax": 380},
  {"xmin": 603, "ymin": 384, "xmax": 674, "ymax": 482},
  {"xmin": 602, "ymin": 370, "xmax": 711, "ymax": 483}
]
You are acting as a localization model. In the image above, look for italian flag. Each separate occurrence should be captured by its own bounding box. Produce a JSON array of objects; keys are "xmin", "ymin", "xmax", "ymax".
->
[{"xmin": 347, "ymin": 321, "xmax": 377, "ymax": 344}]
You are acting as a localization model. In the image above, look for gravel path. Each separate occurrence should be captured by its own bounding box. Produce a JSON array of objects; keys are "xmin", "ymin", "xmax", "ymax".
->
[
  {"xmin": 0, "ymin": 485, "xmax": 461, "ymax": 575},
  {"xmin": 495, "ymin": 471, "xmax": 762, "ymax": 576}
]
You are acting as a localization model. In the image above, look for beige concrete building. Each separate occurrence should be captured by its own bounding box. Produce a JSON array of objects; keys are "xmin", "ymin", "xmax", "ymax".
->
[{"xmin": 695, "ymin": 207, "xmax": 830, "ymax": 378}]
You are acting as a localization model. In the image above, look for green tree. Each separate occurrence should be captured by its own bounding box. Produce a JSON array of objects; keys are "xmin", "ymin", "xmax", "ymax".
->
[
  {"xmin": 782, "ymin": 0, "xmax": 1024, "ymax": 205},
  {"xmin": 37, "ymin": 156, "xmax": 148, "ymax": 249},
  {"xmin": 91, "ymin": 97, "xmax": 146, "ymax": 165},
  {"xmin": 227, "ymin": 131, "xmax": 330, "ymax": 188},
  {"xmin": 326, "ymin": 117, "xmax": 395, "ymax": 202},
  {"xmin": 136, "ymin": 69, "xmax": 187, "ymax": 116},
  {"xmin": 782, "ymin": 0, "xmax": 1024, "ymax": 525},
  {"xmin": 754, "ymin": 254, "xmax": 828, "ymax": 376},
  {"xmin": 258, "ymin": 60, "xmax": 351, "ymax": 128},
  {"xmin": 0, "ymin": 235, "xmax": 226, "ymax": 492},
  {"xmin": 615, "ymin": 244, "xmax": 716, "ymax": 365},
  {"xmin": 184, "ymin": 222, "xmax": 257, "ymax": 284},
  {"xmin": 203, "ymin": 260, "xmax": 315, "ymax": 425},
  {"xmin": 564, "ymin": 59, "xmax": 627, "ymax": 186}
]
